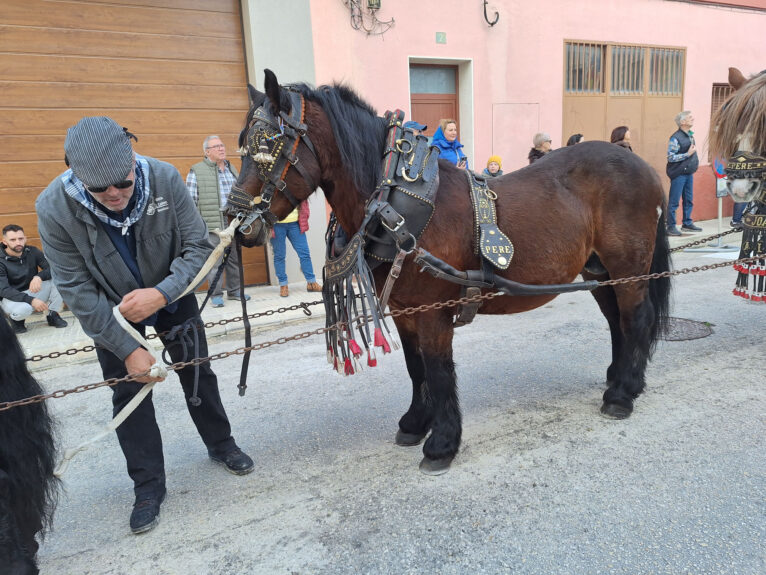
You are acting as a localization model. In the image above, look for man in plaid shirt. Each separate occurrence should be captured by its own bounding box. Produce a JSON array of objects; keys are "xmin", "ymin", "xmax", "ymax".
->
[{"xmin": 186, "ymin": 135, "xmax": 250, "ymax": 307}]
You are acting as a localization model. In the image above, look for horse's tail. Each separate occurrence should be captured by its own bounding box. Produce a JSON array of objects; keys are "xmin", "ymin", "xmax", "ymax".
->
[{"xmin": 648, "ymin": 203, "xmax": 672, "ymax": 349}]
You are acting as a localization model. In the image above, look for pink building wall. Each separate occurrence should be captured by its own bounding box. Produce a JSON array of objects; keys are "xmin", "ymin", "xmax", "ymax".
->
[{"xmin": 308, "ymin": 0, "xmax": 765, "ymax": 181}]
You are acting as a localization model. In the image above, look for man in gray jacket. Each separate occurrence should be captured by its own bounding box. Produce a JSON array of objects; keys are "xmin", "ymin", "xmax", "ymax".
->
[{"xmin": 36, "ymin": 117, "xmax": 254, "ymax": 535}]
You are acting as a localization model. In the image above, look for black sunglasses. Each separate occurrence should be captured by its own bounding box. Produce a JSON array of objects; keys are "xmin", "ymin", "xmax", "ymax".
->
[{"xmin": 85, "ymin": 179, "xmax": 134, "ymax": 194}]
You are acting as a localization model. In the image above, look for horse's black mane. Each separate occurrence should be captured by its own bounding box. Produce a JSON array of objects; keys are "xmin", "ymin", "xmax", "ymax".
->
[{"xmin": 287, "ymin": 82, "xmax": 387, "ymax": 198}]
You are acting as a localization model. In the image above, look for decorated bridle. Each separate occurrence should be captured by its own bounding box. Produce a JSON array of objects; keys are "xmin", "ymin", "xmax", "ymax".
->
[
  {"xmin": 227, "ymin": 89, "xmax": 319, "ymax": 235},
  {"xmin": 725, "ymin": 150, "xmax": 766, "ymax": 188}
]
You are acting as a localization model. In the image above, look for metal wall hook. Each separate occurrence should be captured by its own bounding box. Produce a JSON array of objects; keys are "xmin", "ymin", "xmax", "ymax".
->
[{"xmin": 483, "ymin": 0, "xmax": 499, "ymax": 27}]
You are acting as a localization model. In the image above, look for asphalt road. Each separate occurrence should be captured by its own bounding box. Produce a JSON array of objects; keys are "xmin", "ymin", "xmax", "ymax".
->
[{"xmin": 34, "ymin": 249, "xmax": 764, "ymax": 575}]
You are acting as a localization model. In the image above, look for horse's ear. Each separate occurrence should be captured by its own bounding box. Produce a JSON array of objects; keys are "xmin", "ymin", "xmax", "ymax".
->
[
  {"xmin": 247, "ymin": 83, "xmax": 262, "ymax": 106},
  {"xmin": 728, "ymin": 67, "xmax": 747, "ymax": 90},
  {"xmin": 264, "ymin": 68, "xmax": 289, "ymax": 114}
]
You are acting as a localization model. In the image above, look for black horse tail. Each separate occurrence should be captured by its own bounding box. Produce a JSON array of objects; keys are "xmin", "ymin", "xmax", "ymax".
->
[
  {"xmin": 648, "ymin": 203, "xmax": 672, "ymax": 350},
  {"xmin": 0, "ymin": 317, "xmax": 60, "ymax": 560}
]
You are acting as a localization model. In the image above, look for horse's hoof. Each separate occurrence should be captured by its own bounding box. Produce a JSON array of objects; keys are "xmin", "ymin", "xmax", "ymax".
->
[
  {"xmin": 600, "ymin": 402, "xmax": 633, "ymax": 420},
  {"xmin": 395, "ymin": 430, "xmax": 427, "ymax": 446},
  {"xmin": 419, "ymin": 456, "xmax": 453, "ymax": 475}
]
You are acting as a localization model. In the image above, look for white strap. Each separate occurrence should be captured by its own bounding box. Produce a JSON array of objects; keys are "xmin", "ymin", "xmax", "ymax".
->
[
  {"xmin": 174, "ymin": 215, "xmax": 242, "ymax": 302},
  {"xmin": 54, "ymin": 306, "xmax": 168, "ymax": 476}
]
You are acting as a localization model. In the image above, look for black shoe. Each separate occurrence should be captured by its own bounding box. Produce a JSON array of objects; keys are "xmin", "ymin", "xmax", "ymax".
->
[
  {"xmin": 47, "ymin": 311, "xmax": 68, "ymax": 328},
  {"xmin": 130, "ymin": 492, "xmax": 165, "ymax": 534},
  {"xmin": 666, "ymin": 226, "xmax": 682, "ymax": 236},
  {"xmin": 209, "ymin": 448, "xmax": 254, "ymax": 475},
  {"xmin": 681, "ymin": 224, "xmax": 703, "ymax": 232},
  {"xmin": 9, "ymin": 318, "xmax": 27, "ymax": 334},
  {"xmin": 730, "ymin": 221, "xmax": 743, "ymax": 230}
]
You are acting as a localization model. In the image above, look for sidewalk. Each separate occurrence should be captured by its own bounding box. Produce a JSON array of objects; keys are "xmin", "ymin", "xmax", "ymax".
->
[
  {"xmin": 19, "ymin": 281, "xmax": 327, "ymax": 372},
  {"xmin": 17, "ymin": 215, "xmax": 744, "ymax": 371}
]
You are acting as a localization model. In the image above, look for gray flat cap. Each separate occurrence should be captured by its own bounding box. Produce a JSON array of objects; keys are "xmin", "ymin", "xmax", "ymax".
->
[{"xmin": 65, "ymin": 117, "xmax": 133, "ymax": 188}]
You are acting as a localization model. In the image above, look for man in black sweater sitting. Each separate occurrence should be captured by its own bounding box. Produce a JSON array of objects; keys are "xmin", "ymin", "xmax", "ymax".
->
[{"xmin": 1, "ymin": 224, "xmax": 67, "ymax": 333}]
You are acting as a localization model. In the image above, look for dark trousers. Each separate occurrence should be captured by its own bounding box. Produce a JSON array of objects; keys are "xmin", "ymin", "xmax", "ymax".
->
[
  {"xmin": 96, "ymin": 295, "xmax": 236, "ymax": 500},
  {"xmin": 733, "ymin": 201, "xmax": 747, "ymax": 224}
]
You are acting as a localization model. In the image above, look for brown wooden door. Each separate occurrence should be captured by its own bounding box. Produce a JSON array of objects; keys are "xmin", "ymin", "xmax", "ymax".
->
[
  {"xmin": 0, "ymin": 0, "xmax": 267, "ymax": 285},
  {"xmin": 409, "ymin": 65, "xmax": 459, "ymax": 140}
]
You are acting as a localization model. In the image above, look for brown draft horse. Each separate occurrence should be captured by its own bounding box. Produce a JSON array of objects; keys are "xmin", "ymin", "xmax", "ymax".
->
[{"xmin": 230, "ymin": 70, "xmax": 671, "ymax": 474}]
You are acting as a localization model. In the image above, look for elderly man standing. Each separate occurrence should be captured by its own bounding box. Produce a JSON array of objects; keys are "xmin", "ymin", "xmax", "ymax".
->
[
  {"xmin": 186, "ymin": 135, "xmax": 249, "ymax": 308},
  {"xmin": 666, "ymin": 111, "xmax": 701, "ymax": 236},
  {"xmin": 36, "ymin": 117, "xmax": 254, "ymax": 535},
  {"xmin": 1, "ymin": 224, "xmax": 68, "ymax": 333}
]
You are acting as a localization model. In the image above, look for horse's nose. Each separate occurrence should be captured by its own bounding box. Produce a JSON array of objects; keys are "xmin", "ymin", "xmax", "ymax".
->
[{"xmin": 726, "ymin": 178, "xmax": 761, "ymax": 202}]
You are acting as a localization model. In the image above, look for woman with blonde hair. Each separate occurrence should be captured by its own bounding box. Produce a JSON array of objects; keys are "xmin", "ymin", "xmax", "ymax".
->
[{"xmin": 432, "ymin": 118, "xmax": 469, "ymax": 169}]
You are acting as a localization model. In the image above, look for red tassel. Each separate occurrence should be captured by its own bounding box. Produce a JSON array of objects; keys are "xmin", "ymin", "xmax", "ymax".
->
[
  {"xmin": 367, "ymin": 350, "xmax": 377, "ymax": 367},
  {"xmin": 344, "ymin": 357, "xmax": 355, "ymax": 375},
  {"xmin": 333, "ymin": 355, "xmax": 339, "ymax": 372},
  {"xmin": 374, "ymin": 328, "xmax": 391, "ymax": 354},
  {"xmin": 349, "ymin": 339, "xmax": 363, "ymax": 358}
]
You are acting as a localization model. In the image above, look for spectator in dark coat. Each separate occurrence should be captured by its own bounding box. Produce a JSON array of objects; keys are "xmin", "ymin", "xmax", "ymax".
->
[
  {"xmin": 528, "ymin": 132, "xmax": 552, "ymax": 164},
  {"xmin": 610, "ymin": 126, "xmax": 633, "ymax": 152},
  {"xmin": 566, "ymin": 133, "xmax": 584, "ymax": 146}
]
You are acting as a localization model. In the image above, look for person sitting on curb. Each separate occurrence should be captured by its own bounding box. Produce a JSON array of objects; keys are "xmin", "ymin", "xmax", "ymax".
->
[
  {"xmin": 1, "ymin": 224, "xmax": 67, "ymax": 333},
  {"xmin": 483, "ymin": 156, "xmax": 503, "ymax": 178},
  {"xmin": 271, "ymin": 201, "xmax": 322, "ymax": 297}
]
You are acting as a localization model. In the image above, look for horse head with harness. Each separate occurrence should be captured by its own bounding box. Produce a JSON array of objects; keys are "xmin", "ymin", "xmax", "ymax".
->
[{"xmin": 710, "ymin": 67, "xmax": 766, "ymax": 301}]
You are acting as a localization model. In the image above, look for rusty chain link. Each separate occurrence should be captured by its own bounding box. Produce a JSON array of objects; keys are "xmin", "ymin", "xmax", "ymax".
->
[
  {"xmin": 6, "ymin": 252, "xmax": 764, "ymax": 413},
  {"xmin": 669, "ymin": 228, "xmax": 740, "ymax": 253},
  {"xmin": 24, "ymin": 299, "xmax": 323, "ymax": 362}
]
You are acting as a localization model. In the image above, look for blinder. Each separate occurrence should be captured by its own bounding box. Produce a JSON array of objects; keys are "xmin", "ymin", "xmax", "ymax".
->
[{"xmin": 227, "ymin": 90, "xmax": 318, "ymax": 236}]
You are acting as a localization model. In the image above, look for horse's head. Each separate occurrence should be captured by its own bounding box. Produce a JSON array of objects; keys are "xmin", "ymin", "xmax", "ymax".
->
[
  {"xmin": 710, "ymin": 68, "xmax": 766, "ymax": 204},
  {"xmin": 227, "ymin": 69, "xmax": 321, "ymax": 247}
]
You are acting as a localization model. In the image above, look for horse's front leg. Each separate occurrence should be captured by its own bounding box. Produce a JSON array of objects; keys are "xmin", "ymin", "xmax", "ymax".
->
[
  {"xmin": 393, "ymin": 315, "xmax": 431, "ymax": 446},
  {"xmin": 415, "ymin": 310, "xmax": 460, "ymax": 475}
]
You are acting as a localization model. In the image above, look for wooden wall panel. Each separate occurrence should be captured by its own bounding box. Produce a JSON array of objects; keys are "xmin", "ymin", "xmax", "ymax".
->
[
  {"xmin": 0, "ymin": 55, "xmax": 246, "ymax": 87},
  {"xmin": 0, "ymin": 133, "xmax": 245, "ymax": 163},
  {"xmin": 0, "ymin": 26, "xmax": 244, "ymax": 61},
  {"xmin": 4, "ymin": 1, "xmax": 240, "ymax": 37},
  {"xmin": 0, "ymin": 0, "xmax": 267, "ymax": 285},
  {"xmin": 0, "ymin": 82, "xmax": 248, "ymax": 110}
]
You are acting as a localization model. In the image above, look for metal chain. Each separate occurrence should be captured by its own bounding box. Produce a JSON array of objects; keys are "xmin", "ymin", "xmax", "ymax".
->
[
  {"xmin": 669, "ymin": 228, "xmax": 740, "ymax": 253},
  {"xmin": 25, "ymin": 299, "xmax": 323, "ymax": 362},
  {"xmin": 3, "ymin": 323, "xmax": 331, "ymax": 412},
  {"xmin": 7, "ymin": 253, "xmax": 765, "ymax": 412},
  {"xmin": 22, "ymin": 229, "xmax": 743, "ymax": 362}
]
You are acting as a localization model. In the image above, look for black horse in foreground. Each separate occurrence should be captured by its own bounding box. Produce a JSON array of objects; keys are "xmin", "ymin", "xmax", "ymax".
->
[
  {"xmin": 0, "ymin": 318, "xmax": 59, "ymax": 574},
  {"xmin": 230, "ymin": 69, "xmax": 671, "ymax": 474}
]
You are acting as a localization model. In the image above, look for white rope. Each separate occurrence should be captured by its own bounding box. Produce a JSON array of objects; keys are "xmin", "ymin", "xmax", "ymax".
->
[
  {"xmin": 174, "ymin": 216, "xmax": 242, "ymax": 302},
  {"xmin": 54, "ymin": 307, "xmax": 168, "ymax": 477}
]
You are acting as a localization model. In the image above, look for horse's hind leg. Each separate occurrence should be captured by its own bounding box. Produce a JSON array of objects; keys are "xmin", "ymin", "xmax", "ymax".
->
[
  {"xmin": 601, "ymin": 282, "xmax": 656, "ymax": 419},
  {"xmin": 394, "ymin": 316, "xmax": 432, "ymax": 446}
]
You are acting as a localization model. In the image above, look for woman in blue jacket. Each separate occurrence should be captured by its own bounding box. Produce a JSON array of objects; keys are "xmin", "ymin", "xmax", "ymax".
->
[{"xmin": 432, "ymin": 118, "xmax": 469, "ymax": 169}]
